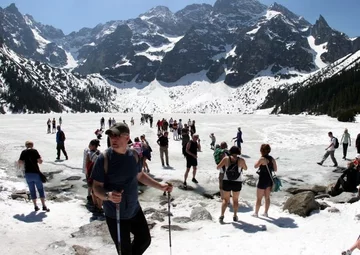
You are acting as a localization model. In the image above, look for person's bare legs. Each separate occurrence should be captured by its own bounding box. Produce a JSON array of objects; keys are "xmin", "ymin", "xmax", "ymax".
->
[
  {"xmin": 232, "ymin": 191, "xmax": 240, "ymax": 218},
  {"xmin": 254, "ymin": 188, "xmax": 265, "ymax": 216},
  {"xmin": 221, "ymin": 191, "xmax": 230, "ymax": 217},
  {"xmin": 184, "ymin": 168, "xmax": 190, "ymax": 184},
  {"xmin": 349, "ymin": 239, "xmax": 360, "ymax": 252},
  {"xmin": 264, "ymin": 187, "xmax": 272, "ymax": 215},
  {"xmin": 192, "ymin": 166, "xmax": 197, "ymax": 179}
]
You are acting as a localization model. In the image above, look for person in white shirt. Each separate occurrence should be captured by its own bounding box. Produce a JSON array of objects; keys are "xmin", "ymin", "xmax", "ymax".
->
[
  {"xmin": 317, "ymin": 132, "xmax": 338, "ymax": 167},
  {"xmin": 341, "ymin": 128, "xmax": 351, "ymax": 159}
]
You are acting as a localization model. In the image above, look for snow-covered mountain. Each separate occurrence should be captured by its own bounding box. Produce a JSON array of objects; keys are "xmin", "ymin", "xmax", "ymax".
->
[
  {"xmin": 0, "ymin": 0, "xmax": 359, "ymax": 113},
  {"xmin": 0, "ymin": 38, "xmax": 118, "ymax": 113}
]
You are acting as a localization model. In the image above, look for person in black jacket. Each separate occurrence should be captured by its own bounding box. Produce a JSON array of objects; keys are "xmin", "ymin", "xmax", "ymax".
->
[
  {"xmin": 330, "ymin": 154, "xmax": 360, "ymax": 196},
  {"xmin": 356, "ymin": 133, "xmax": 360, "ymax": 154}
]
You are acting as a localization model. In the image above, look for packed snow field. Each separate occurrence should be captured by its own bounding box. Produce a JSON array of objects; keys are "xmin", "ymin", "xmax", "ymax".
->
[{"xmin": 0, "ymin": 112, "xmax": 359, "ymax": 255}]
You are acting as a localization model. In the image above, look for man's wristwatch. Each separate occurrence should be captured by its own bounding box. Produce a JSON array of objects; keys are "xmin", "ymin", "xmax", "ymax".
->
[{"xmin": 104, "ymin": 192, "xmax": 110, "ymax": 201}]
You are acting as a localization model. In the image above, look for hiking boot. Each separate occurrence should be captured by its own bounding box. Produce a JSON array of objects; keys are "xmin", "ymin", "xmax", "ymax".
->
[
  {"xmin": 66, "ymin": 157, "xmax": 69, "ymax": 160},
  {"xmin": 342, "ymin": 250, "xmax": 352, "ymax": 255},
  {"xmin": 34, "ymin": 206, "xmax": 40, "ymax": 211},
  {"xmin": 42, "ymin": 206, "xmax": 50, "ymax": 212},
  {"xmin": 317, "ymin": 162, "xmax": 322, "ymax": 166},
  {"xmin": 192, "ymin": 178, "xmax": 198, "ymax": 184},
  {"xmin": 333, "ymin": 164, "xmax": 338, "ymax": 167},
  {"xmin": 219, "ymin": 216, "xmax": 224, "ymax": 224},
  {"xmin": 56, "ymin": 157, "xmax": 60, "ymax": 160},
  {"xmin": 233, "ymin": 215, "xmax": 238, "ymax": 222}
]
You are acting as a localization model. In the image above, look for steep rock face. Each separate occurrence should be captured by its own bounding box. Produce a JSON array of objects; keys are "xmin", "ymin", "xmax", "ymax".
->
[
  {"xmin": 311, "ymin": 15, "xmax": 358, "ymax": 63},
  {"xmin": 213, "ymin": 0, "xmax": 267, "ymax": 28},
  {"xmin": 157, "ymin": 24, "xmax": 228, "ymax": 83},
  {"xmin": 74, "ymin": 25, "xmax": 134, "ymax": 75},
  {"xmin": 225, "ymin": 12, "xmax": 314, "ymax": 86},
  {"xmin": 0, "ymin": 4, "xmax": 67, "ymax": 67},
  {"xmin": 0, "ymin": 43, "xmax": 117, "ymax": 113}
]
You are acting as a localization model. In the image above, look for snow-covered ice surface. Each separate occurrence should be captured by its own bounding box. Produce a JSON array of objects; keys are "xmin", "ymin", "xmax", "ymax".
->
[{"xmin": 0, "ymin": 113, "xmax": 359, "ymax": 255}]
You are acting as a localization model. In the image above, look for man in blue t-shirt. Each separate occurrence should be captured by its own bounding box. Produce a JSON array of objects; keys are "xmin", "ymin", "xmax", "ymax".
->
[{"xmin": 92, "ymin": 122, "xmax": 173, "ymax": 255}]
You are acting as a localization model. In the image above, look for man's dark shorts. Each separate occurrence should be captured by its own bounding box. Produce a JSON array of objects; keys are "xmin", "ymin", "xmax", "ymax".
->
[{"xmin": 186, "ymin": 156, "xmax": 197, "ymax": 168}]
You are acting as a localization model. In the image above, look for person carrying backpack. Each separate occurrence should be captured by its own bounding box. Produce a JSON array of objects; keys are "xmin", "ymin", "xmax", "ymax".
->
[
  {"xmin": 216, "ymin": 146, "xmax": 247, "ymax": 223},
  {"xmin": 91, "ymin": 122, "xmax": 173, "ymax": 255},
  {"xmin": 56, "ymin": 125, "xmax": 68, "ymax": 160},
  {"xmin": 85, "ymin": 139, "xmax": 102, "ymax": 214},
  {"xmin": 317, "ymin": 132, "xmax": 338, "ymax": 167},
  {"xmin": 213, "ymin": 142, "xmax": 229, "ymax": 200}
]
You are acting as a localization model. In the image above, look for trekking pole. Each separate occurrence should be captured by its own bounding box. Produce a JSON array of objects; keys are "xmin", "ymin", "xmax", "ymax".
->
[
  {"xmin": 116, "ymin": 203, "xmax": 122, "ymax": 255},
  {"xmin": 166, "ymin": 182, "xmax": 173, "ymax": 255}
]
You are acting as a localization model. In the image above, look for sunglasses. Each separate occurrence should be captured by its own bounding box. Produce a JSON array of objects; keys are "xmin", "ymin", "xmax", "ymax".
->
[{"xmin": 109, "ymin": 133, "xmax": 129, "ymax": 138}]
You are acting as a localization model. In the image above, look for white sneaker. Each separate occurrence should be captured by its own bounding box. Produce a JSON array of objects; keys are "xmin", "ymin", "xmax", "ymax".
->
[
  {"xmin": 261, "ymin": 213, "xmax": 268, "ymax": 217},
  {"xmin": 252, "ymin": 213, "xmax": 258, "ymax": 218}
]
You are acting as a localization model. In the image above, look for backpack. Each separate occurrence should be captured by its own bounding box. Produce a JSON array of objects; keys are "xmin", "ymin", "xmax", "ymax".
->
[
  {"xmin": 225, "ymin": 157, "xmax": 241, "ymax": 181},
  {"xmin": 213, "ymin": 148, "xmax": 224, "ymax": 164},
  {"xmin": 334, "ymin": 137, "xmax": 339, "ymax": 149},
  {"xmin": 60, "ymin": 131, "xmax": 66, "ymax": 141}
]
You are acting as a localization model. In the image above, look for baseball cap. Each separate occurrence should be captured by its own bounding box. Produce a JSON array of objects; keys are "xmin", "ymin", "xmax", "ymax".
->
[
  {"xmin": 89, "ymin": 139, "xmax": 100, "ymax": 147},
  {"xmin": 105, "ymin": 122, "xmax": 130, "ymax": 136}
]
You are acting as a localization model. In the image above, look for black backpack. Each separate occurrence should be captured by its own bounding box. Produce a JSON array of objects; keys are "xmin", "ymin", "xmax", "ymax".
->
[
  {"xmin": 226, "ymin": 157, "xmax": 241, "ymax": 181},
  {"xmin": 334, "ymin": 137, "xmax": 339, "ymax": 149}
]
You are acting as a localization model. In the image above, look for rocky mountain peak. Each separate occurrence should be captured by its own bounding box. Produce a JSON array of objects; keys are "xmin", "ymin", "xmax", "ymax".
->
[
  {"xmin": 140, "ymin": 6, "xmax": 176, "ymax": 22},
  {"xmin": 311, "ymin": 15, "xmax": 334, "ymax": 44},
  {"xmin": 213, "ymin": 0, "xmax": 266, "ymax": 14},
  {"xmin": 5, "ymin": 3, "xmax": 19, "ymax": 14}
]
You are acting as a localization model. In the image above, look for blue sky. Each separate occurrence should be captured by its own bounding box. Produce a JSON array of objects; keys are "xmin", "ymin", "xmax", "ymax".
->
[{"xmin": 0, "ymin": 0, "xmax": 359, "ymax": 37}]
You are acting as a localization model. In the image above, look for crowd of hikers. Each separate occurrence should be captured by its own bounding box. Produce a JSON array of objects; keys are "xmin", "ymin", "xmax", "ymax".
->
[{"xmin": 18, "ymin": 115, "xmax": 360, "ymax": 255}]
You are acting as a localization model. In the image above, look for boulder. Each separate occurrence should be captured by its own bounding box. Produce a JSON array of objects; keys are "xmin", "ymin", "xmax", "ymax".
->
[
  {"xmin": 143, "ymin": 208, "xmax": 157, "ymax": 215},
  {"xmin": 329, "ymin": 192, "xmax": 359, "ymax": 204},
  {"xmin": 173, "ymin": 217, "xmax": 192, "ymax": 223},
  {"xmin": 244, "ymin": 175, "xmax": 257, "ymax": 187},
  {"xmin": 61, "ymin": 176, "xmax": 82, "ymax": 181},
  {"xmin": 149, "ymin": 211, "xmax": 165, "ymax": 222},
  {"xmin": 190, "ymin": 207, "xmax": 212, "ymax": 221},
  {"xmin": 283, "ymin": 191, "xmax": 319, "ymax": 217},
  {"xmin": 327, "ymin": 207, "xmax": 340, "ymax": 213},
  {"xmin": 315, "ymin": 194, "xmax": 331, "ymax": 199},
  {"xmin": 355, "ymin": 214, "xmax": 360, "ymax": 221},
  {"xmin": 45, "ymin": 184, "xmax": 73, "ymax": 192},
  {"xmin": 161, "ymin": 225, "xmax": 187, "ymax": 231},
  {"xmin": 11, "ymin": 190, "xmax": 30, "ymax": 200},
  {"xmin": 286, "ymin": 185, "xmax": 327, "ymax": 195},
  {"xmin": 72, "ymin": 245, "xmax": 92, "ymax": 255}
]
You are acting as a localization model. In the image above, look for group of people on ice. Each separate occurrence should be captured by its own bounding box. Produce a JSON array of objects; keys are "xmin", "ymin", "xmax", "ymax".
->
[
  {"xmin": 19, "ymin": 115, "xmax": 360, "ymax": 255},
  {"xmin": 46, "ymin": 116, "xmax": 62, "ymax": 134}
]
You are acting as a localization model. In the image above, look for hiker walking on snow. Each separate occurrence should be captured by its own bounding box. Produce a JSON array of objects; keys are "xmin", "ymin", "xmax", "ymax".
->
[
  {"xmin": 59, "ymin": 116, "xmax": 62, "ymax": 127},
  {"xmin": 232, "ymin": 127, "xmax": 243, "ymax": 149},
  {"xmin": 157, "ymin": 132, "xmax": 170, "ymax": 167},
  {"xmin": 217, "ymin": 146, "xmax": 247, "ymax": 223},
  {"xmin": 91, "ymin": 123, "xmax": 173, "ymax": 255},
  {"xmin": 18, "ymin": 141, "xmax": 50, "ymax": 212},
  {"xmin": 101, "ymin": 117, "xmax": 105, "ymax": 129},
  {"xmin": 213, "ymin": 142, "xmax": 229, "ymax": 200},
  {"xmin": 317, "ymin": 132, "xmax": 338, "ymax": 167},
  {"xmin": 209, "ymin": 133, "xmax": 216, "ymax": 149},
  {"xmin": 341, "ymin": 128, "xmax": 351, "ymax": 159},
  {"xmin": 184, "ymin": 134, "xmax": 200, "ymax": 187},
  {"xmin": 56, "ymin": 125, "xmax": 68, "ymax": 160},
  {"xmin": 172, "ymin": 120, "xmax": 178, "ymax": 140},
  {"xmin": 108, "ymin": 117, "xmax": 112, "ymax": 128}
]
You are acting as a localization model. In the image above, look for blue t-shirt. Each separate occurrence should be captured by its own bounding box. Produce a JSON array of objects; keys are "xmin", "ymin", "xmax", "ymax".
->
[{"xmin": 91, "ymin": 148, "xmax": 141, "ymax": 219}]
